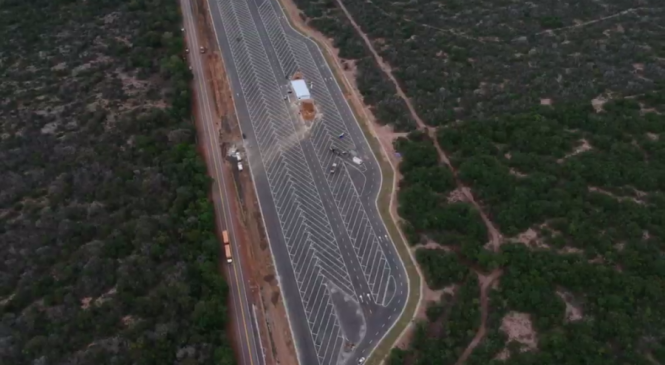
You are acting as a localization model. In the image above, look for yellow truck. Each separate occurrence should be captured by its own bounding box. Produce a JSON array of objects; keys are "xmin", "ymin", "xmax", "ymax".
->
[
  {"xmin": 222, "ymin": 230, "xmax": 232, "ymax": 263},
  {"xmin": 225, "ymin": 244, "xmax": 232, "ymax": 264}
]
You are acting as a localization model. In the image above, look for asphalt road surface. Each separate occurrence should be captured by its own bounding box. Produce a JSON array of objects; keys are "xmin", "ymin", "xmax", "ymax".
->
[
  {"xmin": 204, "ymin": 0, "xmax": 409, "ymax": 363},
  {"xmin": 181, "ymin": 1, "xmax": 266, "ymax": 365}
]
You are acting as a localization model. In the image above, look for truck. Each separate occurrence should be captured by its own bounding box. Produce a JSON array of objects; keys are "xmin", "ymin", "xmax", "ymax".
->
[
  {"xmin": 222, "ymin": 230, "xmax": 232, "ymax": 263},
  {"xmin": 352, "ymin": 157, "xmax": 363, "ymax": 165},
  {"xmin": 225, "ymin": 244, "xmax": 232, "ymax": 264}
]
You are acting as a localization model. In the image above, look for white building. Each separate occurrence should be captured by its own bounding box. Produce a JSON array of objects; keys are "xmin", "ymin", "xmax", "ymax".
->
[{"xmin": 289, "ymin": 79, "xmax": 311, "ymax": 100}]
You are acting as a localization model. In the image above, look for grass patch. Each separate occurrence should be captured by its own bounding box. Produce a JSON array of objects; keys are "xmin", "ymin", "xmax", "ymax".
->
[{"xmin": 350, "ymin": 99, "xmax": 420, "ymax": 365}]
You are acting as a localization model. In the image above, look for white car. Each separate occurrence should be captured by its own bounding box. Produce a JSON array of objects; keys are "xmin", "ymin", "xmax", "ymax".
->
[
  {"xmin": 329, "ymin": 162, "xmax": 338, "ymax": 174},
  {"xmin": 235, "ymin": 152, "xmax": 242, "ymax": 162},
  {"xmin": 358, "ymin": 356, "xmax": 366, "ymax": 364},
  {"xmin": 238, "ymin": 162, "xmax": 243, "ymax": 171}
]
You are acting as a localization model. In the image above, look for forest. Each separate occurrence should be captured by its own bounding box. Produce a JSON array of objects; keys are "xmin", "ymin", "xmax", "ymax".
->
[
  {"xmin": 392, "ymin": 94, "xmax": 665, "ymax": 365},
  {"xmin": 0, "ymin": 0, "xmax": 235, "ymax": 364},
  {"xmin": 291, "ymin": 0, "xmax": 665, "ymax": 364}
]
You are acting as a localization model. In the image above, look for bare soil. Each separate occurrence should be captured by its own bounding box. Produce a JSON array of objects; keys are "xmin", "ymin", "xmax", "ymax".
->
[
  {"xmin": 412, "ymin": 240, "xmax": 453, "ymax": 251},
  {"xmin": 499, "ymin": 312, "xmax": 539, "ymax": 352},
  {"xmin": 592, "ymin": 94, "xmax": 609, "ymax": 112},
  {"xmin": 556, "ymin": 289, "xmax": 584, "ymax": 322},
  {"xmin": 446, "ymin": 188, "xmax": 467, "ymax": 204},
  {"xmin": 493, "ymin": 311, "xmax": 539, "ymax": 361},
  {"xmin": 422, "ymin": 287, "xmax": 446, "ymax": 311},
  {"xmin": 557, "ymin": 138, "xmax": 593, "ymax": 163},
  {"xmin": 300, "ymin": 100, "xmax": 316, "ymax": 121},
  {"xmin": 514, "ymin": 228, "xmax": 550, "ymax": 249},
  {"xmin": 192, "ymin": 1, "xmax": 297, "ymax": 364}
]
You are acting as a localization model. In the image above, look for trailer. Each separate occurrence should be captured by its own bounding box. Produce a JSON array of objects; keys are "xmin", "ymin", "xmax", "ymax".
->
[
  {"xmin": 225, "ymin": 244, "xmax": 232, "ymax": 263},
  {"xmin": 222, "ymin": 230, "xmax": 229, "ymax": 244}
]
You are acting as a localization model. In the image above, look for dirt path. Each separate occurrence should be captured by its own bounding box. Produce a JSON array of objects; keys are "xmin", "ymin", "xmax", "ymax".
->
[
  {"xmin": 333, "ymin": 0, "xmax": 505, "ymax": 361},
  {"xmin": 534, "ymin": 7, "xmax": 659, "ymax": 35},
  {"xmin": 454, "ymin": 269, "xmax": 503, "ymax": 365}
]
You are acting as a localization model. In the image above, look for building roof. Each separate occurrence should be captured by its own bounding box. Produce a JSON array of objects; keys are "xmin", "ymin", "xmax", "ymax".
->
[{"xmin": 290, "ymin": 79, "xmax": 311, "ymax": 100}]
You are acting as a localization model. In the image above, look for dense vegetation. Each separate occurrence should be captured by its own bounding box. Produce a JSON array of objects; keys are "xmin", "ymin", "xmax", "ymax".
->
[
  {"xmin": 298, "ymin": 0, "xmax": 665, "ymax": 127},
  {"xmin": 0, "ymin": 0, "xmax": 234, "ymax": 364},
  {"xmin": 392, "ymin": 93, "xmax": 665, "ymax": 365},
  {"xmin": 292, "ymin": 0, "xmax": 665, "ymax": 364}
]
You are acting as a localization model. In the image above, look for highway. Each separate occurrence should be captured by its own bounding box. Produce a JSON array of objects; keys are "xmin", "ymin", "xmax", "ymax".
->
[
  {"xmin": 180, "ymin": 0, "xmax": 265, "ymax": 365},
  {"xmin": 203, "ymin": 0, "xmax": 410, "ymax": 364}
]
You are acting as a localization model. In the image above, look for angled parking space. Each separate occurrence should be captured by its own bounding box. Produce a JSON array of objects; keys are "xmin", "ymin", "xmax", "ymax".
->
[{"xmin": 207, "ymin": 0, "xmax": 409, "ymax": 363}]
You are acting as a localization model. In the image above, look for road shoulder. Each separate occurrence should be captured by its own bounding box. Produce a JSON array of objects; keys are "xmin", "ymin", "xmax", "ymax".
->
[{"xmin": 190, "ymin": 0, "xmax": 300, "ymax": 364}]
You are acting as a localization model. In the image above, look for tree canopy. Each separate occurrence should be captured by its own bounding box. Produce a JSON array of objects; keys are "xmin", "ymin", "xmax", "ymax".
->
[{"xmin": 0, "ymin": 0, "xmax": 235, "ymax": 364}]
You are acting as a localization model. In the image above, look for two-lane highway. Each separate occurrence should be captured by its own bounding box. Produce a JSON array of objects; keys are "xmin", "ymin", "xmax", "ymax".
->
[{"xmin": 180, "ymin": 0, "xmax": 265, "ymax": 364}]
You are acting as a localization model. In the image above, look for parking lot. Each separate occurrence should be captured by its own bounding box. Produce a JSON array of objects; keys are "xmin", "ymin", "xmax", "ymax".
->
[{"xmin": 207, "ymin": 0, "xmax": 407, "ymax": 363}]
